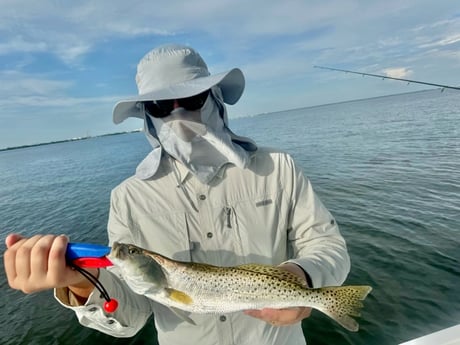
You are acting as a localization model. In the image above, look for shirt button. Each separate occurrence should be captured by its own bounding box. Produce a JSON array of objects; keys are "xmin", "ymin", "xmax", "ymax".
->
[
  {"xmin": 207, "ymin": 232, "xmax": 213, "ymax": 238},
  {"xmin": 219, "ymin": 315, "xmax": 227, "ymax": 322},
  {"xmin": 199, "ymin": 194, "xmax": 206, "ymax": 200}
]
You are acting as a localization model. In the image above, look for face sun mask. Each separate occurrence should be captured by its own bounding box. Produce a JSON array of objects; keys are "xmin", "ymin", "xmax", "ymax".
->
[
  {"xmin": 158, "ymin": 109, "xmax": 207, "ymax": 143},
  {"xmin": 149, "ymin": 93, "xmax": 250, "ymax": 184}
]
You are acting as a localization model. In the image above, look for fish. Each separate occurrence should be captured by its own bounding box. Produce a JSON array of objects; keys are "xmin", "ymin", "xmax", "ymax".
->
[{"xmin": 108, "ymin": 242, "xmax": 372, "ymax": 332}]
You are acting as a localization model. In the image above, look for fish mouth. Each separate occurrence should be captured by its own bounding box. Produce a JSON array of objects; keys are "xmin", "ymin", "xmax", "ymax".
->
[{"xmin": 108, "ymin": 242, "xmax": 125, "ymax": 261}]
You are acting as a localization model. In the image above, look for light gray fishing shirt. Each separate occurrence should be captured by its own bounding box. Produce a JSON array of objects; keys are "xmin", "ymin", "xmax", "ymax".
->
[{"xmin": 55, "ymin": 147, "xmax": 350, "ymax": 345}]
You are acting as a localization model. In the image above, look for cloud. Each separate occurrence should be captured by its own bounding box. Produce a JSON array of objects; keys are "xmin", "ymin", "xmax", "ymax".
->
[
  {"xmin": 381, "ymin": 67, "xmax": 413, "ymax": 79},
  {"xmin": 419, "ymin": 33, "xmax": 460, "ymax": 48},
  {"xmin": 0, "ymin": 70, "xmax": 72, "ymax": 96},
  {"xmin": 1, "ymin": 0, "xmax": 460, "ymax": 148},
  {"xmin": 0, "ymin": 1, "xmax": 401, "ymax": 63},
  {"xmin": 0, "ymin": 36, "xmax": 47, "ymax": 55},
  {"xmin": 0, "ymin": 0, "xmax": 458, "ymax": 72},
  {"xmin": 0, "ymin": 94, "xmax": 119, "ymax": 109},
  {"xmin": 411, "ymin": 18, "xmax": 459, "ymax": 32},
  {"xmin": 0, "ymin": 70, "xmax": 121, "ymax": 115},
  {"xmin": 55, "ymin": 42, "xmax": 93, "ymax": 65}
]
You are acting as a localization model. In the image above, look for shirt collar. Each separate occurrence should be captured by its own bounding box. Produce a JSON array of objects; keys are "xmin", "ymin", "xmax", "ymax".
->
[
  {"xmin": 170, "ymin": 156, "xmax": 228, "ymax": 184},
  {"xmin": 170, "ymin": 157, "xmax": 191, "ymax": 185}
]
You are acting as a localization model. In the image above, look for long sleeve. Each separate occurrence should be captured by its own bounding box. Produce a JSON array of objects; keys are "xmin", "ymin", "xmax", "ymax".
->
[
  {"xmin": 54, "ymin": 190, "xmax": 154, "ymax": 338},
  {"xmin": 284, "ymin": 157, "xmax": 350, "ymax": 288}
]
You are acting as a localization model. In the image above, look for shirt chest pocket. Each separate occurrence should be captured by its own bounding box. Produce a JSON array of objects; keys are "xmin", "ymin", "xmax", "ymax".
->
[
  {"xmin": 226, "ymin": 192, "xmax": 289, "ymax": 265},
  {"xmin": 129, "ymin": 210, "xmax": 192, "ymax": 262}
]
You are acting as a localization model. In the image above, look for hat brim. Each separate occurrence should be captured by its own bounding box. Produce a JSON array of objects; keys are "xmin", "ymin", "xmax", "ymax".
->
[{"xmin": 113, "ymin": 68, "xmax": 244, "ymax": 124}]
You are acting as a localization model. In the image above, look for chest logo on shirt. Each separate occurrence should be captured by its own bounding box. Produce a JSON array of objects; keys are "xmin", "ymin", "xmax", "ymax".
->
[{"xmin": 256, "ymin": 199, "xmax": 272, "ymax": 207}]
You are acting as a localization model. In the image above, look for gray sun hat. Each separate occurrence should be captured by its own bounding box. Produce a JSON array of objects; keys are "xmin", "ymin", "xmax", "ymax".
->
[{"xmin": 112, "ymin": 44, "xmax": 245, "ymax": 124}]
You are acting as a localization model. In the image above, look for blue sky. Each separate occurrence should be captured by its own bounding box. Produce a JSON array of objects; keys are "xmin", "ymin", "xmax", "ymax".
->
[{"xmin": 1, "ymin": 0, "xmax": 459, "ymax": 149}]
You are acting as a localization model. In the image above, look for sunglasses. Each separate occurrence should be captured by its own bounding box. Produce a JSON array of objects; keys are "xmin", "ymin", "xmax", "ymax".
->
[{"xmin": 144, "ymin": 90, "xmax": 210, "ymax": 118}]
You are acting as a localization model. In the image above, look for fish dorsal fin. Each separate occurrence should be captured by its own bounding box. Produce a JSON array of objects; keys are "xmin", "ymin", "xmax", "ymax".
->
[
  {"xmin": 165, "ymin": 288, "xmax": 193, "ymax": 305},
  {"xmin": 236, "ymin": 264, "xmax": 308, "ymax": 287}
]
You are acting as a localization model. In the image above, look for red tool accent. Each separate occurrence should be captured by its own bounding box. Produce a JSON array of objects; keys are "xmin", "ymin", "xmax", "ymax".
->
[
  {"xmin": 104, "ymin": 299, "xmax": 119, "ymax": 313},
  {"xmin": 72, "ymin": 256, "xmax": 113, "ymax": 268}
]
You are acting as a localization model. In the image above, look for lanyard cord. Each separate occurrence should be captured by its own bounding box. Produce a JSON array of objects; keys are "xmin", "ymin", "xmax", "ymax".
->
[{"xmin": 69, "ymin": 262, "xmax": 118, "ymax": 313}]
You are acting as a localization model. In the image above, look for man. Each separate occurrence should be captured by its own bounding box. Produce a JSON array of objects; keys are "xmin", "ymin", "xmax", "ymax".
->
[{"xmin": 4, "ymin": 44, "xmax": 350, "ymax": 345}]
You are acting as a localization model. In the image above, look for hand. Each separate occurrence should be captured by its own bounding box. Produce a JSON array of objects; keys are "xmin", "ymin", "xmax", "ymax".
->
[
  {"xmin": 3, "ymin": 234, "xmax": 95, "ymax": 297},
  {"xmin": 244, "ymin": 307, "xmax": 311, "ymax": 326},
  {"xmin": 244, "ymin": 263, "xmax": 312, "ymax": 326}
]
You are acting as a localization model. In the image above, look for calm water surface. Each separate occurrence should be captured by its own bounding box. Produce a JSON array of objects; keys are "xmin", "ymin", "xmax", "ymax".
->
[{"xmin": 0, "ymin": 89, "xmax": 459, "ymax": 345}]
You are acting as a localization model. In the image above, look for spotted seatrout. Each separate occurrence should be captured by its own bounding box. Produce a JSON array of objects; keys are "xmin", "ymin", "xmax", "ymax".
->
[{"xmin": 109, "ymin": 242, "xmax": 372, "ymax": 331}]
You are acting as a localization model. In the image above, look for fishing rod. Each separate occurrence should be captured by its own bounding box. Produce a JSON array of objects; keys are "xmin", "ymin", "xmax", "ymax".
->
[{"xmin": 313, "ymin": 65, "xmax": 460, "ymax": 91}]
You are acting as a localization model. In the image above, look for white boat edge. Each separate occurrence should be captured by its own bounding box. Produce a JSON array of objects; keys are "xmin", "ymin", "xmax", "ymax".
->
[{"xmin": 399, "ymin": 324, "xmax": 460, "ymax": 345}]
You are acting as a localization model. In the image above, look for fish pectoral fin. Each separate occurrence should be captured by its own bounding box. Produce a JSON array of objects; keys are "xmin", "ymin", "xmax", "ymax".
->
[
  {"xmin": 164, "ymin": 288, "xmax": 196, "ymax": 325},
  {"xmin": 165, "ymin": 288, "xmax": 193, "ymax": 305},
  {"xmin": 169, "ymin": 307, "xmax": 196, "ymax": 325}
]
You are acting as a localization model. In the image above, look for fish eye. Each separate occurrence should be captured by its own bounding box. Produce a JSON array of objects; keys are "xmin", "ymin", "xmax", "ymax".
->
[{"xmin": 128, "ymin": 247, "xmax": 140, "ymax": 255}]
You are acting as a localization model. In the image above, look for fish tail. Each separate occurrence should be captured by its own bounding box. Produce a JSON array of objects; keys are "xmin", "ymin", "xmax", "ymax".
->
[{"xmin": 311, "ymin": 285, "xmax": 372, "ymax": 332}]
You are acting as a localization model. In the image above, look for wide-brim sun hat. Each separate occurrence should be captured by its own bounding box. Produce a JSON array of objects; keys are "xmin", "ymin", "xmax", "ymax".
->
[{"xmin": 112, "ymin": 44, "xmax": 245, "ymax": 124}]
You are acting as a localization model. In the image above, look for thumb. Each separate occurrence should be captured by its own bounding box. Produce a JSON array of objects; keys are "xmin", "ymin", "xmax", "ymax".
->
[{"xmin": 5, "ymin": 233, "xmax": 25, "ymax": 248}]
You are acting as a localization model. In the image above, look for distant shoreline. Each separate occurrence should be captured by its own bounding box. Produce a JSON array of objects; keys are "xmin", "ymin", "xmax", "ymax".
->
[
  {"xmin": 0, "ymin": 130, "xmax": 141, "ymax": 152},
  {"xmin": 1, "ymin": 88, "xmax": 447, "ymax": 152}
]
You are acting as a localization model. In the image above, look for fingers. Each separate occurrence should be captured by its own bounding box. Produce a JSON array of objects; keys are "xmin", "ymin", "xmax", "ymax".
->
[
  {"xmin": 244, "ymin": 307, "xmax": 312, "ymax": 326},
  {"xmin": 5, "ymin": 233, "xmax": 25, "ymax": 248},
  {"xmin": 3, "ymin": 234, "xmax": 74, "ymax": 293},
  {"xmin": 30, "ymin": 235, "xmax": 59, "ymax": 282},
  {"xmin": 4, "ymin": 235, "xmax": 42, "ymax": 291},
  {"xmin": 47, "ymin": 235, "xmax": 71, "ymax": 285}
]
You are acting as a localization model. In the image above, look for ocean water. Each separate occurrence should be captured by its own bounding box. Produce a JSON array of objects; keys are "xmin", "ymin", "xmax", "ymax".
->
[{"xmin": 0, "ymin": 89, "xmax": 459, "ymax": 345}]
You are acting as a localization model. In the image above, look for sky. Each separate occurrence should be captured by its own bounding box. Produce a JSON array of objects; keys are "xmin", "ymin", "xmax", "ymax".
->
[{"xmin": 1, "ymin": 0, "xmax": 459, "ymax": 149}]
